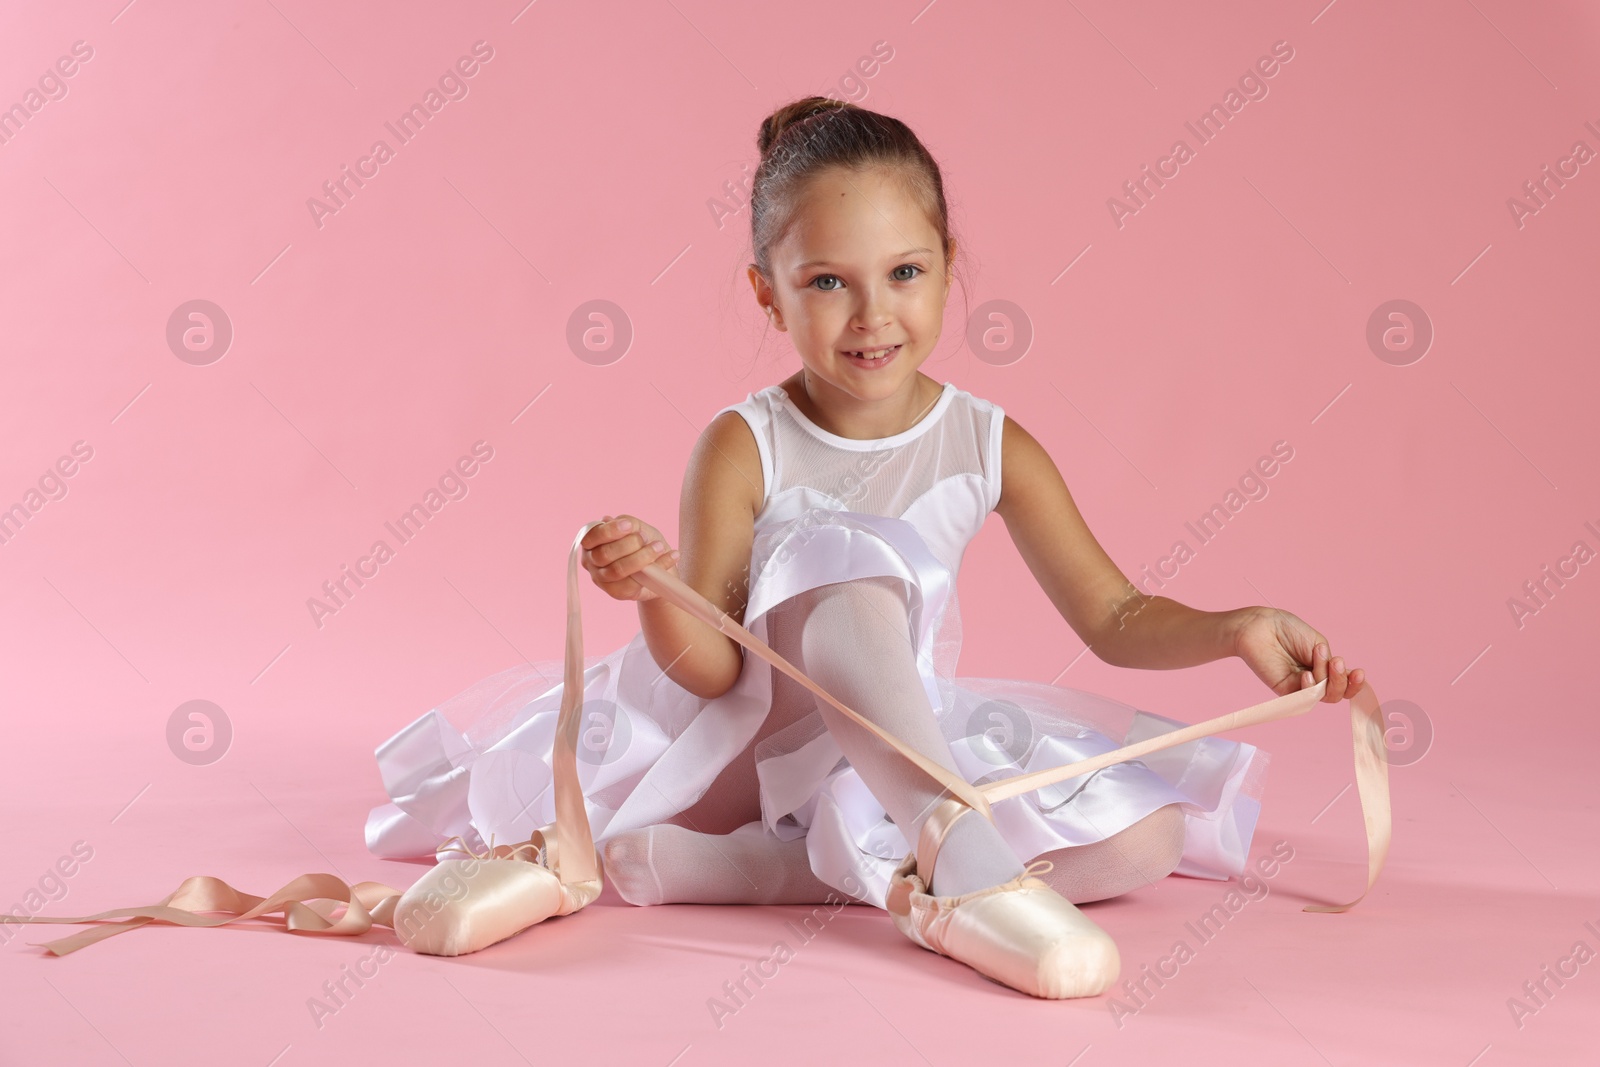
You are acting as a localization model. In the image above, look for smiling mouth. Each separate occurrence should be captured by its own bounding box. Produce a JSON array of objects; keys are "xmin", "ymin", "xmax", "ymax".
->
[{"xmin": 842, "ymin": 344, "xmax": 902, "ymax": 363}]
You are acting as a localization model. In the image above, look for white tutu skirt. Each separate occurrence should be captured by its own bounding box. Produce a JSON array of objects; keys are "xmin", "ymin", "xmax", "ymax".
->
[{"xmin": 365, "ymin": 509, "xmax": 1270, "ymax": 910}]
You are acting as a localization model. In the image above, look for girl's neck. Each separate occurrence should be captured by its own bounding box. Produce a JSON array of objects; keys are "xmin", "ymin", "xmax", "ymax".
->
[{"xmin": 779, "ymin": 370, "xmax": 943, "ymax": 442}]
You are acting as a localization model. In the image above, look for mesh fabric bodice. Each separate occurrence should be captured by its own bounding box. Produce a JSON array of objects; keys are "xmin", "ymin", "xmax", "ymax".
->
[{"xmin": 713, "ymin": 380, "xmax": 1006, "ymax": 578}]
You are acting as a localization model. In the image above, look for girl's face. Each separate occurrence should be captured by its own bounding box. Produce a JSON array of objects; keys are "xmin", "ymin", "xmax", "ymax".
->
[{"xmin": 750, "ymin": 165, "xmax": 954, "ymax": 410}]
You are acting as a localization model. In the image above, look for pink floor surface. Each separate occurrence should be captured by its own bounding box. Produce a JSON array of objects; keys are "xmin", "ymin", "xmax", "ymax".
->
[
  {"xmin": 3, "ymin": 0, "xmax": 1598, "ymax": 1063},
  {"xmin": 4, "ymin": 660, "xmax": 1594, "ymax": 1066}
]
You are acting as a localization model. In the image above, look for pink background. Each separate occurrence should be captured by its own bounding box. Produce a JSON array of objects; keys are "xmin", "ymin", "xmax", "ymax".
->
[{"xmin": 3, "ymin": 0, "xmax": 1597, "ymax": 1063}]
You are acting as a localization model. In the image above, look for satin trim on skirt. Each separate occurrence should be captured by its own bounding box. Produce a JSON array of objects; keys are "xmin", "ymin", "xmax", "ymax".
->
[{"xmin": 366, "ymin": 510, "xmax": 1279, "ymax": 909}]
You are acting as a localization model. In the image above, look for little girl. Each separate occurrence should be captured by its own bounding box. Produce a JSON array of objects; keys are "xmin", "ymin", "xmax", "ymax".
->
[
  {"xmin": 364, "ymin": 98, "xmax": 1365, "ymax": 996},
  {"xmin": 2, "ymin": 97, "xmax": 1371, "ymax": 997}
]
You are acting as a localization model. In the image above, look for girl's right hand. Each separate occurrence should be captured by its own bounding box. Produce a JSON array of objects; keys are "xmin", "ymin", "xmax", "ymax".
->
[{"xmin": 581, "ymin": 514, "xmax": 681, "ymax": 603}]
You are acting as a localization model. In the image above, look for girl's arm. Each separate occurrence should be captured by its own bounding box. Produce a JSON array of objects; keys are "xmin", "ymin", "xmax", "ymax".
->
[
  {"xmin": 993, "ymin": 414, "xmax": 1235, "ymax": 669},
  {"xmin": 993, "ymin": 415, "xmax": 1362, "ymax": 698},
  {"xmin": 635, "ymin": 410, "xmax": 764, "ymax": 701}
]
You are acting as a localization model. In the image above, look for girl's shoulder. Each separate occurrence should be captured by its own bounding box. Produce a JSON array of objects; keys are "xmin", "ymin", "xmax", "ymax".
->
[
  {"xmin": 726, "ymin": 374, "xmax": 1002, "ymax": 411},
  {"xmin": 931, "ymin": 378, "xmax": 1005, "ymax": 426},
  {"xmin": 709, "ymin": 382, "xmax": 782, "ymax": 428},
  {"xmin": 948, "ymin": 379, "xmax": 1001, "ymax": 411},
  {"xmin": 711, "ymin": 375, "xmax": 1004, "ymax": 442},
  {"xmin": 708, "ymin": 376, "xmax": 798, "ymax": 440}
]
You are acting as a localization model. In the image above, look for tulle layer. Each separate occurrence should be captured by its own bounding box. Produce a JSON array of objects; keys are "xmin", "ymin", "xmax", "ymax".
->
[{"xmin": 365, "ymin": 509, "xmax": 1269, "ymax": 909}]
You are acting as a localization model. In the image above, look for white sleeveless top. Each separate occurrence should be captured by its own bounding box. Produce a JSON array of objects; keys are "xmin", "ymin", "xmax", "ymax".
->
[{"xmin": 713, "ymin": 380, "xmax": 1006, "ymax": 578}]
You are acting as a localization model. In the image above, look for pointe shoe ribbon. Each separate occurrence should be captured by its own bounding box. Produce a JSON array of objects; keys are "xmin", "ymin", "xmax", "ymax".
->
[
  {"xmin": 2, "ymin": 521, "xmax": 609, "ymax": 957},
  {"xmin": 386, "ymin": 518, "xmax": 608, "ymax": 956},
  {"xmin": 626, "ymin": 555, "xmax": 1392, "ymax": 916},
  {"xmin": 628, "ymin": 553, "xmax": 1389, "ymax": 1000},
  {"xmin": 2, "ymin": 518, "xmax": 1387, "ymax": 959},
  {"xmin": 0, "ymin": 872, "xmax": 407, "ymax": 957}
]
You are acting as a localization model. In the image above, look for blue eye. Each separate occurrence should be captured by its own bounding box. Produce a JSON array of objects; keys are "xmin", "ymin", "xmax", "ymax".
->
[{"xmin": 810, "ymin": 266, "xmax": 922, "ymax": 290}]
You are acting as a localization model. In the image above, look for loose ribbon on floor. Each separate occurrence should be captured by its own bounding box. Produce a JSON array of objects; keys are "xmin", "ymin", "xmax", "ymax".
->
[
  {"xmin": 1, "ymin": 518, "xmax": 1389, "ymax": 956},
  {"xmin": 1, "ymin": 521, "xmax": 607, "ymax": 957}
]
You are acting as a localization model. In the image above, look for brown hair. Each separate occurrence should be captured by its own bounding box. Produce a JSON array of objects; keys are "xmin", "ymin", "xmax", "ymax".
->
[{"xmin": 749, "ymin": 96, "xmax": 968, "ymax": 327}]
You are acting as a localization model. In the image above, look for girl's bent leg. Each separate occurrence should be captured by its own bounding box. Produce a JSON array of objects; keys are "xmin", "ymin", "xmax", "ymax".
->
[
  {"xmin": 599, "ymin": 595, "xmax": 843, "ymax": 907},
  {"xmin": 601, "ymin": 820, "xmax": 842, "ymax": 906},
  {"xmin": 1030, "ymin": 802, "xmax": 1188, "ymax": 903},
  {"xmin": 782, "ymin": 575, "xmax": 1027, "ymax": 899}
]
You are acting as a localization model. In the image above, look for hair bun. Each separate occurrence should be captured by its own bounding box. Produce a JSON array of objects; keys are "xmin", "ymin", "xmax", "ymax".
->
[
  {"xmin": 745, "ymin": 96, "xmax": 955, "ymax": 300},
  {"xmin": 757, "ymin": 96, "xmax": 856, "ymax": 156}
]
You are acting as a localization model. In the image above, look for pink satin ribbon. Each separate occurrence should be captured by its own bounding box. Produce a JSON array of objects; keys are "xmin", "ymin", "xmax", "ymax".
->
[
  {"xmin": 628, "ymin": 533, "xmax": 1390, "ymax": 915},
  {"xmin": 1, "ymin": 518, "xmax": 1389, "ymax": 956}
]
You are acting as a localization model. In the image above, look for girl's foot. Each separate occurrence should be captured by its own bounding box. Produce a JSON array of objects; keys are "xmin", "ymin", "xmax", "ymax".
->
[{"xmin": 601, "ymin": 821, "xmax": 848, "ymax": 906}]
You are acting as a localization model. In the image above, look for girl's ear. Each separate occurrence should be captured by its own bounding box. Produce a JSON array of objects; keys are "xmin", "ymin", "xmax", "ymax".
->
[{"xmin": 748, "ymin": 264, "xmax": 787, "ymax": 330}]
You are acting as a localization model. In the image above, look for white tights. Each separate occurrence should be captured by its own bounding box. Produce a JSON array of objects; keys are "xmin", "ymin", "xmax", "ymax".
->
[{"xmin": 602, "ymin": 576, "xmax": 1188, "ymax": 906}]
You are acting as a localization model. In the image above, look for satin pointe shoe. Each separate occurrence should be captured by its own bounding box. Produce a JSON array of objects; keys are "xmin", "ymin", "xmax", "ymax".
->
[
  {"xmin": 0, "ymin": 521, "xmax": 1386, "ymax": 963},
  {"xmin": 392, "ymin": 828, "xmax": 603, "ymax": 957},
  {"xmin": 0, "ymin": 523, "xmax": 613, "ymax": 959},
  {"xmin": 392, "ymin": 525, "xmax": 615, "ymax": 956},
  {"xmin": 884, "ymin": 796, "xmax": 1121, "ymax": 999}
]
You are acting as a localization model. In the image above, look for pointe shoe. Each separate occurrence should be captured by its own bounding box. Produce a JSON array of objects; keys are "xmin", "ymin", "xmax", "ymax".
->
[
  {"xmin": 392, "ymin": 828, "xmax": 602, "ymax": 957},
  {"xmin": 393, "ymin": 524, "xmax": 612, "ymax": 957},
  {"xmin": 884, "ymin": 798, "xmax": 1120, "ymax": 999}
]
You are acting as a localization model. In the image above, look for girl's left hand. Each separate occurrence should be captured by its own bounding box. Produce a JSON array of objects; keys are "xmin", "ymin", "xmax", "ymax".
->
[{"xmin": 1230, "ymin": 606, "xmax": 1365, "ymax": 703}]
